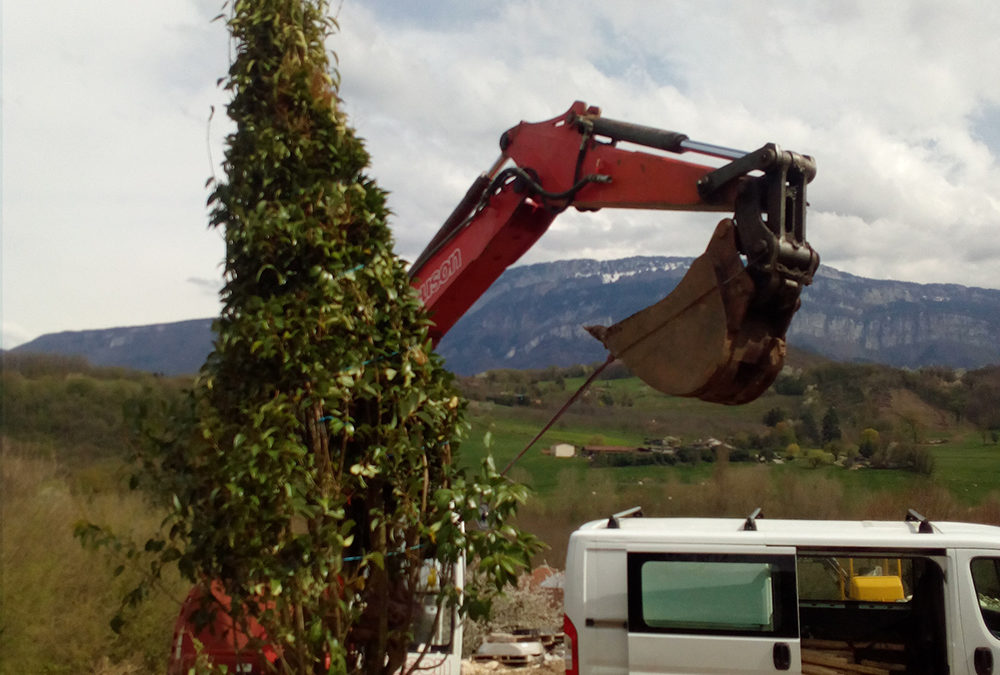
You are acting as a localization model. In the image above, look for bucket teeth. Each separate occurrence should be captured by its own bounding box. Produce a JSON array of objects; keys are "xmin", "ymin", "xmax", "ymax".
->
[{"xmin": 587, "ymin": 218, "xmax": 794, "ymax": 405}]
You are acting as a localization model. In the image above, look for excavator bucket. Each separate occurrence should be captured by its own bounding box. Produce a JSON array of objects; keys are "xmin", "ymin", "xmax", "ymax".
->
[{"xmin": 587, "ymin": 219, "xmax": 794, "ymax": 405}]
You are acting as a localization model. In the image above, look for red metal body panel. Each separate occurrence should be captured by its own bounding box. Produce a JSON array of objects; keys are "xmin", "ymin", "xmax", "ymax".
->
[
  {"xmin": 414, "ymin": 195, "xmax": 557, "ymax": 344},
  {"xmin": 167, "ymin": 582, "xmax": 275, "ymax": 675}
]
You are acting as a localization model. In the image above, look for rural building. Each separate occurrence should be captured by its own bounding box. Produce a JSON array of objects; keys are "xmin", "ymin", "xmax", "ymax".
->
[{"xmin": 550, "ymin": 443, "xmax": 576, "ymax": 458}]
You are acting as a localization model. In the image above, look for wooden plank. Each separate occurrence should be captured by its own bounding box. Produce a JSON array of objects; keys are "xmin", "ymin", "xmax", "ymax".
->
[
  {"xmin": 803, "ymin": 650, "xmax": 849, "ymax": 665},
  {"xmin": 803, "ymin": 639, "xmax": 853, "ymax": 650},
  {"xmin": 803, "ymin": 648, "xmax": 853, "ymax": 662},
  {"xmin": 859, "ymin": 660, "xmax": 905, "ymax": 672},
  {"xmin": 802, "ymin": 639, "xmax": 905, "ymax": 652},
  {"xmin": 803, "ymin": 665, "xmax": 847, "ymax": 675},
  {"xmin": 802, "ymin": 650, "xmax": 889, "ymax": 675}
]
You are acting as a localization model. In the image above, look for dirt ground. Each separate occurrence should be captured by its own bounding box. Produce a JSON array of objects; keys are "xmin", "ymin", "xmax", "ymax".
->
[{"xmin": 461, "ymin": 656, "xmax": 565, "ymax": 674}]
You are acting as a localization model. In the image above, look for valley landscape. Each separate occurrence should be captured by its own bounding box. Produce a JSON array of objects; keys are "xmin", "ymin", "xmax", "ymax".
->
[
  {"xmin": 6, "ymin": 250, "xmax": 1000, "ymax": 673},
  {"xmin": 4, "ymin": 345, "xmax": 1000, "ymax": 671}
]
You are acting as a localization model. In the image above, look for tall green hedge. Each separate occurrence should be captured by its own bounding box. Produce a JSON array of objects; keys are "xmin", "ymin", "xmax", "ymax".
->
[{"xmin": 79, "ymin": 2, "xmax": 538, "ymax": 672}]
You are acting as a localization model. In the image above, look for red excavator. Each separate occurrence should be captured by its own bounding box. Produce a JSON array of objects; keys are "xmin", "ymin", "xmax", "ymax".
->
[
  {"xmin": 411, "ymin": 100, "xmax": 817, "ymax": 403},
  {"xmin": 167, "ymin": 101, "xmax": 818, "ymax": 673}
]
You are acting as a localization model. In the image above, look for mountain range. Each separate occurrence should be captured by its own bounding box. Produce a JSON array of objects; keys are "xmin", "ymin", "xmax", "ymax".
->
[{"xmin": 10, "ymin": 258, "xmax": 1000, "ymax": 376}]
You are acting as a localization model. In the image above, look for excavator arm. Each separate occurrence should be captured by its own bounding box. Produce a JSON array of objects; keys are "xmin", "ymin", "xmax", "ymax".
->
[{"xmin": 409, "ymin": 101, "xmax": 818, "ymax": 404}]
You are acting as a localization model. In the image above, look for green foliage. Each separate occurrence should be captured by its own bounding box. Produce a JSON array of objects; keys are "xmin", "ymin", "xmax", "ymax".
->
[
  {"xmin": 821, "ymin": 407, "xmax": 842, "ymax": 444},
  {"xmin": 75, "ymin": 3, "xmax": 539, "ymax": 673},
  {"xmin": 591, "ymin": 450, "xmax": 677, "ymax": 468},
  {"xmin": 773, "ymin": 372, "xmax": 806, "ymax": 395},
  {"xmin": 859, "ymin": 427, "xmax": 880, "ymax": 459},
  {"xmin": 964, "ymin": 366, "xmax": 1000, "ymax": 438},
  {"xmin": 0, "ymin": 354, "xmax": 187, "ymax": 464},
  {"xmin": 805, "ymin": 449, "xmax": 834, "ymax": 468},
  {"xmin": 824, "ymin": 439, "xmax": 845, "ymax": 459},
  {"xmin": 676, "ymin": 446, "xmax": 707, "ymax": 465},
  {"xmin": 11, "ymin": 331, "xmax": 1000, "ymax": 671},
  {"xmin": 871, "ymin": 442, "xmax": 936, "ymax": 476},
  {"xmin": 842, "ymin": 443, "xmax": 860, "ymax": 467},
  {"xmin": 773, "ymin": 420, "xmax": 797, "ymax": 447},
  {"xmin": 763, "ymin": 407, "xmax": 785, "ymax": 427},
  {"xmin": 796, "ymin": 409, "xmax": 821, "ymax": 446}
]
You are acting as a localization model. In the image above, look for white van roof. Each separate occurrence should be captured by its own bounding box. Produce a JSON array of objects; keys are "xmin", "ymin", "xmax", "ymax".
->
[{"xmin": 573, "ymin": 512, "xmax": 1000, "ymax": 551}]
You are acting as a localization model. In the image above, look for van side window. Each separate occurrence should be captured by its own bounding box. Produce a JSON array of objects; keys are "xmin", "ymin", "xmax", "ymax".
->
[
  {"xmin": 627, "ymin": 553, "xmax": 797, "ymax": 637},
  {"xmin": 971, "ymin": 557, "xmax": 1000, "ymax": 638},
  {"xmin": 797, "ymin": 555, "xmax": 913, "ymax": 603}
]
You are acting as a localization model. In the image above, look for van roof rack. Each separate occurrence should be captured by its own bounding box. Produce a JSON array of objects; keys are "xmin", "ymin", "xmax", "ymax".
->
[
  {"xmin": 742, "ymin": 507, "xmax": 764, "ymax": 531},
  {"xmin": 607, "ymin": 506, "xmax": 643, "ymax": 529},
  {"xmin": 906, "ymin": 509, "xmax": 934, "ymax": 534}
]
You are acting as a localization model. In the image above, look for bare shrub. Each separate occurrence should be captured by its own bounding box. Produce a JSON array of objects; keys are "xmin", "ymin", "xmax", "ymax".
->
[
  {"xmin": 860, "ymin": 482, "xmax": 960, "ymax": 521},
  {"xmin": 770, "ymin": 472, "xmax": 847, "ymax": 519},
  {"xmin": 462, "ymin": 572, "xmax": 563, "ymax": 658},
  {"xmin": 968, "ymin": 494, "xmax": 1000, "ymax": 525},
  {"xmin": 1, "ymin": 440, "xmax": 183, "ymax": 672}
]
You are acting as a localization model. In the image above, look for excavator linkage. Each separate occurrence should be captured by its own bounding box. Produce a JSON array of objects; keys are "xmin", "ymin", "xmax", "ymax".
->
[
  {"xmin": 589, "ymin": 219, "xmax": 791, "ymax": 405},
  {"xmin": 587, "ymin": 137, "xmax": 819, "ymax": 405}
]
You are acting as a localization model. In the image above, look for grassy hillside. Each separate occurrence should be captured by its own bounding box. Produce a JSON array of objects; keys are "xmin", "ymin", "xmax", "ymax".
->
[{"xmin": 1, "ymin": 355, "xmax": 192, "ymax": 673}]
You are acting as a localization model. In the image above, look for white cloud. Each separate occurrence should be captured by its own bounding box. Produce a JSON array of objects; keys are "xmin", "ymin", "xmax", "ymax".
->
[
  {"xmin": 3, "ymin": 0, "xmax": 231, "ymax": 347},
  {"xmin": 3, "ymin": 0, "xmax": 999, "ymax": 347},
  {"xmin": 334, "ymin": 0, "xmax": 1000, "ymax": 289}
]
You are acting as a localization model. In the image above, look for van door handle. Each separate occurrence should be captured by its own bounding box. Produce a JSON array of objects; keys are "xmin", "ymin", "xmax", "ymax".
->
[
  {"xmin": 975, "ymin": 647, "xmax": 994, "ymax": 675},
  {"xmin": 773, "ymin": 642, "xmax": 791, "ymax": 670}
]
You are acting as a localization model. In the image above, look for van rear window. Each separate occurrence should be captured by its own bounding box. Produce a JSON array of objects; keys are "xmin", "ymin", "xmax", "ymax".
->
[{"xmin": 627, "ymin": 553, "xmax": 797, "ymax": 637}]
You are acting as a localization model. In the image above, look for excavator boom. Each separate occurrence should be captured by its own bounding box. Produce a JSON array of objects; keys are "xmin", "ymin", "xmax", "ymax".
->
[{"xmin": 409, "ymin": 101, "xmax": 818, "ymax": 405}]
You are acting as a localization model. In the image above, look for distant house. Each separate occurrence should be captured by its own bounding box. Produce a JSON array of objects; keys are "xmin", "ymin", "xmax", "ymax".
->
[{"xmin": 550, "ymin": 443, "xmax": 576, "ymax": 458}]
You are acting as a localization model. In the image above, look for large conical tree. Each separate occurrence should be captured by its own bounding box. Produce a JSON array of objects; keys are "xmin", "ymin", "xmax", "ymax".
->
[{"xmin": 85, "ymin": 1, "xmax": 538, "ymax": 673}]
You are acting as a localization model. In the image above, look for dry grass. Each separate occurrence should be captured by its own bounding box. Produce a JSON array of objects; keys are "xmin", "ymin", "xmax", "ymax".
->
[
  {"xmin": 1, "ymin": 439, "xmax": 185, "ymax": 674},
  {"xmin": 516, "ymin": 456, "xmax": 1000, "ymax": 568}
]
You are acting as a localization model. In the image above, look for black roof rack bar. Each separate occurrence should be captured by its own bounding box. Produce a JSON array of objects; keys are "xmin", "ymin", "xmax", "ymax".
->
[
  {"xmin": 607, "ymin": 506, "xmax": 643, "ymax": 529},
  {"xmin": 906, "ymin": 509, "xmax": 934, "ymax": 534},
  {"xmin": 743, "ymin": 507, "xmax": 764, "ymax": 531}
]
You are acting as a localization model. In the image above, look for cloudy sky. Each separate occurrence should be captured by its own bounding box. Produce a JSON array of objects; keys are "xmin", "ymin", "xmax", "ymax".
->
[{"xmin": 4, "ymin": 1, "xmax": 1000, "ymax": 349}]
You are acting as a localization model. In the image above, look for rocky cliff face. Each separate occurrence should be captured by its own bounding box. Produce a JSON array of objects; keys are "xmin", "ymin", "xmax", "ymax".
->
[
  {"xmin": 11, "ymin": 259, "xmax": 1000, "ymax": 376},
  {"xmin": 790, "ymin": 267, "xmax": 1000, "ymax": 368}
]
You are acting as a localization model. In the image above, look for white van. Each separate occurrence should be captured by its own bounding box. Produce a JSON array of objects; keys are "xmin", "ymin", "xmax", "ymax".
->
[{"xmin": 563, "ymin": 507, "xmax": 1000, "ymax": 674}]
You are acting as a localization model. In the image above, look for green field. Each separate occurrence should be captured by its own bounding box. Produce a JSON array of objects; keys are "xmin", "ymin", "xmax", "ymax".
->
[{"xmin": 458, "ymin": 373, "xmax": 1000, "ymax": 539}]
